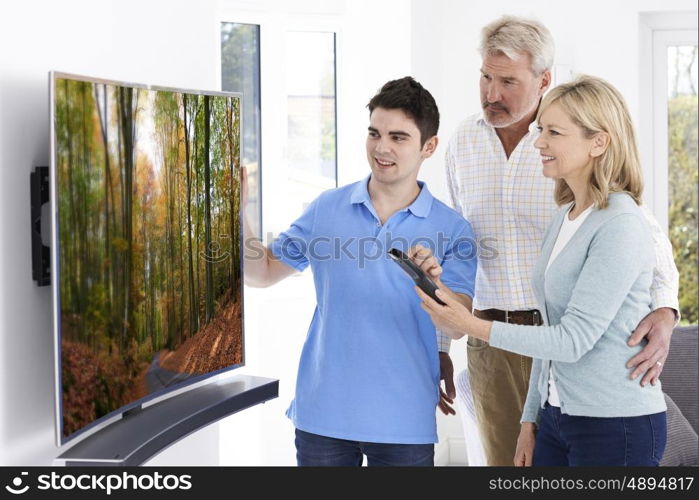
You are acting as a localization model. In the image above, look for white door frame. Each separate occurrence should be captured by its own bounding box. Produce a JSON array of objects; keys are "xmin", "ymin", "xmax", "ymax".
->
[{"xmin": 639, "ymin": 12, "xmax": 698, "ymax": 232}]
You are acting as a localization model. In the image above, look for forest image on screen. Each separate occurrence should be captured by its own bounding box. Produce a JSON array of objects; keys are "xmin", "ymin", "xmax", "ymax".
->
[{"xmin": 55, "ymin": 77, "xmax": 243, "ymax": 439}]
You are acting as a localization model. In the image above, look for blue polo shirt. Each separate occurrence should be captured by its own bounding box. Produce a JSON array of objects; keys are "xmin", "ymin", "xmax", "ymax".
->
[{"xmin": 270, "ymin": 176, "xmax": 476, "ymax": 444}]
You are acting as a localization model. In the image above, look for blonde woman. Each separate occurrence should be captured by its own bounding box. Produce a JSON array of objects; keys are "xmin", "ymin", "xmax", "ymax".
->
[{"xmin": 411, "ymin": 75, "xmax": 667, "ymax": 466}]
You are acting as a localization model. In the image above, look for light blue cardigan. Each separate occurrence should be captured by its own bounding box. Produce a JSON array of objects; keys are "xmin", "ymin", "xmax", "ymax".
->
[{"xmin": 489, "ymin": 192, "xmax": 667, "ymax": 422}]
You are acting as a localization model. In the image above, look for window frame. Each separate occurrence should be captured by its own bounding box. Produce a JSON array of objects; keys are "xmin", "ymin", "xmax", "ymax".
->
[
  {"xmin": 283, "ymin": 29, "xmax": 339, "ymax": 191},
  {"xmin": 219, "ymin": 19, "xmax": 263, "ymax": 238},
  {"xmin": 216, "ymin": 6, "xmax": 343, "ymax": 240},
  {"xmin": 639, "ymin": 12, "xmax": 698, "ymax": 232}
]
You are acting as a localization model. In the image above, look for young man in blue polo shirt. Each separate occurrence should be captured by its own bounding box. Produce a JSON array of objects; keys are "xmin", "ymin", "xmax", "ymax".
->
[{"xmin": 243, "ymin": 77, "xmax": 477, "ymax": 466}]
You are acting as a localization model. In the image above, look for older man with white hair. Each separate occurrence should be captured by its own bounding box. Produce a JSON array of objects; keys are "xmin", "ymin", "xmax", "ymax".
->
[{"xmin": 439, "ymin": 15, "xmax": 680, "ymax": 466}]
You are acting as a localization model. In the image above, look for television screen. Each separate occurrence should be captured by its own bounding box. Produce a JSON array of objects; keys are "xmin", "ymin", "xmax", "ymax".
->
[{"xmin": 50, "ymin": 72, "xmax": 244, "ymax": 445}]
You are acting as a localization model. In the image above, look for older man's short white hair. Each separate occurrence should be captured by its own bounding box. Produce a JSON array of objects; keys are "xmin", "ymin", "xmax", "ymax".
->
[{"xmin": 479, "ymin": 15, "xmax": 555, "ymax": 75}]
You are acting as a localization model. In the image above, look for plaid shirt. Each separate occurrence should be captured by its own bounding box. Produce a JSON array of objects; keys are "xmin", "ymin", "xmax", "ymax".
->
[{"xmin": 438, "ymin": 113, "xmax": 679, "ymax": 353}]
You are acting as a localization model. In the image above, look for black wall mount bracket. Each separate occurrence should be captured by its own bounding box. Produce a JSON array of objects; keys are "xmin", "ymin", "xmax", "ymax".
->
[{"xmin": 31, "ymin": 166, "xmax": 50, "ymax": 286}]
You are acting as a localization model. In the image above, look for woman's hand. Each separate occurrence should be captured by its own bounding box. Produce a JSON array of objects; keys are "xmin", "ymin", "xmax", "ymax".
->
[
  {"xmin": 414, "ymin": 284, "xmax": 472, "ymax": 340},
  {"xmin": 514, "ymin": 423, "xmax": 536, "ymax": 466}
]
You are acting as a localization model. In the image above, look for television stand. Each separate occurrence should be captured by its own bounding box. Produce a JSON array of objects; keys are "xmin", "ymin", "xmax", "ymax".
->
[{"xmin": 55, "ymin": 375, "xmax": 278, "ymax": 466}]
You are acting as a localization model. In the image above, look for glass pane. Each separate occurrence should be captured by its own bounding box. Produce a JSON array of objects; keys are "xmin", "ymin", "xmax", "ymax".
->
[
  {"xmin": 285, "ymin": 31, "xmax": 337, "ymax": 187},
  {"xmin": 222, "ymin": 22, "xmax": 262, "ymax": 238},
  {"xmin": 667, "ymin": 45, "xmax": 698, "ymax": 324}
]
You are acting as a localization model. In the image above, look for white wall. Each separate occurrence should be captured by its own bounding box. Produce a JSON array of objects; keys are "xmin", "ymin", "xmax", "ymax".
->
[
  {"xmin": 411, "ymin": 0, "xmax": 697, "ymax": 465},
  {"xmin": 0, "ymin": 0, "xmax": 411, "ymax": 466},
  {"xmin": 0, "ymin": 0, "xmax": 225, "ymax": 466}
]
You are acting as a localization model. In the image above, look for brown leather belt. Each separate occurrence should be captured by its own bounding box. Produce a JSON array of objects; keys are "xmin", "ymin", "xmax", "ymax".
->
[{"xmin": 474, "ymin": 308, "xmax": 543, "ymax": 326}]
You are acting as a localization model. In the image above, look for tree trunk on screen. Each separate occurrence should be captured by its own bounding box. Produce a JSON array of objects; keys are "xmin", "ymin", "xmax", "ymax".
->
[
  {"xmin": 64, "ymin": 80, "xmax": 80, "ymax": 339},
  {"xmin": 115, "ymin": 94, "xmax": 124, "ymax": 350},
  {"xmin": 226, "ymin": 99, "xmax": 240, "ymax": 296},
  {"xmin": 79, "ymin": 83, "xmax": 91, "ymax": 347},
  {"xmin": 141, "ymin": 191, "xmax": 148, "ymax": 344},
  {"xmin": 94, "ymin": 84, "xmax": 114, "ymax": 341},
  {"xmin": 204, "ymin": 95, "xmax": 214, "ymax": 323},
  {"xmin": 193, "ymin": 112, "xmax": 201, "ymax": 328},
  {"xmin": 183, "ymin": 94, "xmax": 198, "ymax": 337},
  {"xmin": 118, "ymin": 86, "xmax": 137, "ymax": 349},
  {"xmin": 164, "ymin": 119, "xmax": 175, "ymax": 351}
]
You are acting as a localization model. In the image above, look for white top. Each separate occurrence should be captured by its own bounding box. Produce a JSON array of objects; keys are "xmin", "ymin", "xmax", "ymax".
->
[
  {"xmin": 438, "ymin": 112, "xmax": 680, "ymax": 354},
  {"xmin": 545, "ymin": 204, "xmax": 594, "ymax": 407}
]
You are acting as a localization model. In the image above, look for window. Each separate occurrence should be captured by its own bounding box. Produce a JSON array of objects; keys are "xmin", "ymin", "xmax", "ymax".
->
[
  {"xmin": 221, "ymin": 23, "xmax": 338, "ymax": 234},
  {"xmin": 667, "ymin": 44, "xmax": 698, "ymax": 324},
  {"xmin": 283, "ymin": 31, "xmax": 338, "ymax": 211},
  {"xmin": 221, "ymin": 22, "xmax": 262, "ymax": 238},
  {"xmin": 641, "ymin": 13, "xmax": 698, "ymax": 324},
  {"xmin": 285, "ymin": 31, "xmax": 337, "ymax": 182}
]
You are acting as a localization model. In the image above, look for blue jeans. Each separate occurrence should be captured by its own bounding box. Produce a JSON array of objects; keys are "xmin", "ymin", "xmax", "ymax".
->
[
  {"xmin": 533, "ymin": 404, "xmax": 667, "ymax": 466},
  {"xmin": 294, "ymin": 429, "xmax": 434, "ymax": 466}
]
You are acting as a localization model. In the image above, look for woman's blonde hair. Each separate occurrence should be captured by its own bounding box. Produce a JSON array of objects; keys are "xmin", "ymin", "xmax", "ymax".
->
[{"xmin": 538, "ymin": 75, "xmax": 644, "ymax": 208}]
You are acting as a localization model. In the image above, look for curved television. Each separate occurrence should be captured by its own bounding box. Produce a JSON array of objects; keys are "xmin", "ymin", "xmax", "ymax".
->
[{"xmin": 50, "ymin": 72, "xmax": 245, "ymax": 445}]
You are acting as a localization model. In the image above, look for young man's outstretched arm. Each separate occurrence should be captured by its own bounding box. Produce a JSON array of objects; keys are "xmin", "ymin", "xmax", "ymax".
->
[{"xmin": 242, "ymin": 167, "xmax": 296, "ymax": 288}]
